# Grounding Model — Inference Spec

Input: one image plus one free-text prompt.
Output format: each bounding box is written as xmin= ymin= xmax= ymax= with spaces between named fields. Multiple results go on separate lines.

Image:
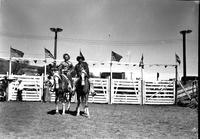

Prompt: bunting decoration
xmin=111 ymin=51 xmax=123 ymax=62
xmin=33 ymin=60 xmax=37 ymax=63
xmin=10 ymin=47 xmax=24 ymax=58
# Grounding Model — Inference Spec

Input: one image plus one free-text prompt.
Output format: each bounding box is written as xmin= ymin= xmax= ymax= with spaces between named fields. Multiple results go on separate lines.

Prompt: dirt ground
xmin=0 ymin=101 xmax=198 ymax=139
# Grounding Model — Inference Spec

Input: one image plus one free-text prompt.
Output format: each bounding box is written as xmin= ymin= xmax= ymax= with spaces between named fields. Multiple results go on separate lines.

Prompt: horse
xmin=52 ymin=70 xmax=73 ymax=115
xmin=75 ymin=70 xmax=90 ymax=118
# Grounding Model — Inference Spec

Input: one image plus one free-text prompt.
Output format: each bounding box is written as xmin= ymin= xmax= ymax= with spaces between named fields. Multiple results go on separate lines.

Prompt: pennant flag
xmin=139 ymin=54 xmax=144 ymax=69
xmin=175 ymin=53 xmax=181 ymax=65
xmin=10 ymin=47 xmax=24 ymax=57
xmin=111 ymin=51 xmax=123 ymax=62
xmin=80 ymin=51 xmax=85 ymax=59
xmin=45 ymin=48 xmax=54 ymax=59
xmin=33 ymin=60 xmax=37 ymax=63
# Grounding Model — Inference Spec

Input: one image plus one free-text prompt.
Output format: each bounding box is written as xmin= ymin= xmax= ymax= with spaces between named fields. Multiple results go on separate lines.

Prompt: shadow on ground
xmin=47 ymin=109 xmax=85 ymax=116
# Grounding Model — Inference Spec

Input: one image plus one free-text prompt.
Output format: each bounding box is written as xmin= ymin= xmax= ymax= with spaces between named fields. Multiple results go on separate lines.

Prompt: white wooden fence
xmin=7 ymin=75 xmax=43 ymax=101
xmin=2 ymin=74 xmax=176 ymax=104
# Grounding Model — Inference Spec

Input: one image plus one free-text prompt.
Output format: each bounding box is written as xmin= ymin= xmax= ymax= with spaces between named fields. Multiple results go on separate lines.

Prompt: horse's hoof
xmin=62 ymin=113 xmax=65 ymax=115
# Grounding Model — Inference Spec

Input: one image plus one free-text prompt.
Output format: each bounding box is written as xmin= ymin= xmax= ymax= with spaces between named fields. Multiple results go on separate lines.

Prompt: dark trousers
xmin=17 ymin=90 xmax=22 ymax=101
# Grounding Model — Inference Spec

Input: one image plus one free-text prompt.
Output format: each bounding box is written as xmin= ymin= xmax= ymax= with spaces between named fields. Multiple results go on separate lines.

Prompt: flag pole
xmin=109 ymin=59 xmax=113 ymax=104
xmin=140 ymin=65 xmax=143 ymax=105
xmin=44 ymin=48 xmax=47 ymax=80
xmin=9 ymin=46 xmax=12 ymax=76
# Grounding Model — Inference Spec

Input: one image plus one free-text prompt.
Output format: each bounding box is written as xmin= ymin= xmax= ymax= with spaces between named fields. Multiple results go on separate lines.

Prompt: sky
xmin=0 ymin=0 xmax=199 ymax=79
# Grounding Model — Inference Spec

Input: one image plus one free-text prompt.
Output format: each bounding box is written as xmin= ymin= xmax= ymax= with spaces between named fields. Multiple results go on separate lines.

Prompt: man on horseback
xmin=58 ymin=53 xmax=74 ymax=93
xmin=74 ymin=53 xmax=96 ymax=95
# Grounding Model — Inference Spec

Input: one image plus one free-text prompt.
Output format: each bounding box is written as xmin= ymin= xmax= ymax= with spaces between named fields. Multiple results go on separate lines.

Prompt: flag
xmin=45 ymin=48 xmax=54 ymax=59
xmin=10 ymin=47 xmax=24 ymax=57
xmin=139 ymin=54 xmax=144 ymax=69
xmin=175 ymin=53 xmax=181 ymax=65
xmin=111 ymin=51 xmax=122 ymax=62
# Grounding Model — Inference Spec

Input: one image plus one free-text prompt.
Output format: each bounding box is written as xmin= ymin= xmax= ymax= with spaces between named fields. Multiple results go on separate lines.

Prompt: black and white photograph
xmin=0 ymin=0 xmax=199 ymax=138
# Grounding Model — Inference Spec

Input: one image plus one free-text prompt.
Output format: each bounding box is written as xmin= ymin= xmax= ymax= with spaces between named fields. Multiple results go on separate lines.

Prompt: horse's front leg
xmin=76 ymin=94 xmax=81 ymax=116
xmin=67 ymin=93 xmax=72 ymax=111
xmin=55 ymin=98 xmax=59 ymax=114
xmin=84 ymin=94 xmax=90 ymax=118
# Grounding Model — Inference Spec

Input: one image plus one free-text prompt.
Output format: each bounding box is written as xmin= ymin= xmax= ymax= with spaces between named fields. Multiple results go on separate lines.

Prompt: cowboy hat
xmin=76 ymin=56 xmax=85 ymax=61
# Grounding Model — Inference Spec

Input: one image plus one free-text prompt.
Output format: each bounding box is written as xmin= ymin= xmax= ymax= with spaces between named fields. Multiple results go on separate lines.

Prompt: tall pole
xmin=50 ymin=28 xmax=63 ymax=67
xmin=197 ymin=1 xmax=200 ymax=118
xmin=180 ymin=30 xmax=192 ymax=84
xmin=9 ymin=46 xmax=12 ymax=76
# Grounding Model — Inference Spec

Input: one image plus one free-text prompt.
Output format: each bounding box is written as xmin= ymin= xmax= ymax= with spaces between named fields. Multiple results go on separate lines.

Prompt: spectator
xmin=17 ymin=80 xmax=24 ymax=101
xmin=43 ymin=75 xmax=52 ymax=102
xmin=0 ymin=76 xmax=9 ymax=101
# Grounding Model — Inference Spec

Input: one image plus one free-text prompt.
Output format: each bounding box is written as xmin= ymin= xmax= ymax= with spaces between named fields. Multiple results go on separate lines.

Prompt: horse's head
xmin=51 ymin=67 xmax=61 ymax=90
xmin=53 ymin=72 xmax=61 ymax=90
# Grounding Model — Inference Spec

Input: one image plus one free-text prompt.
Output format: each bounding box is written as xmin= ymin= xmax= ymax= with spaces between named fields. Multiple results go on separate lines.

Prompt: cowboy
xmin=74 ymin=53 xmax=96 ymax=95
xmin=57 ymin=53 xmax=74 ymax=91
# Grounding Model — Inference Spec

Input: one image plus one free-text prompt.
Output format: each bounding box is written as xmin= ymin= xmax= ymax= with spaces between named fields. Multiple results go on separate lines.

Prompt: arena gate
xmin=111 ymin=79 xmax=141 ymax=104
xmin=143 ymin=80 xmax=175 ymax=104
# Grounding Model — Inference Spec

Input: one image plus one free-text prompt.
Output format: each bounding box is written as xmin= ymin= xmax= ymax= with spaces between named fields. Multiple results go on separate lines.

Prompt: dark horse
xmin=52 ymin=71 xmax=73 ymax=115
xmin=75 ymin=72 xmax=90 ymax=118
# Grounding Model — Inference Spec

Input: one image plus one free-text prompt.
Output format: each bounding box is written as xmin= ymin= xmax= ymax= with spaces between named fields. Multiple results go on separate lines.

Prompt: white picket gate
xmin=88 ymin=78 xmax=109 ymax=103
xmin=111 ymin=79 xmax=141 ymax=104
xmin=143 ymin=81 xmax=175 ymax=104
xmin=8 ymin=75 xmax=43 ymax=101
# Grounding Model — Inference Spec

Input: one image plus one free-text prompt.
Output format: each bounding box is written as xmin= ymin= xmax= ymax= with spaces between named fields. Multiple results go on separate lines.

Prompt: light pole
xmin=50 ymin=27 xmax=63 ymax=66
xmin=180 ymin=29 xmax=192 ymax=84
